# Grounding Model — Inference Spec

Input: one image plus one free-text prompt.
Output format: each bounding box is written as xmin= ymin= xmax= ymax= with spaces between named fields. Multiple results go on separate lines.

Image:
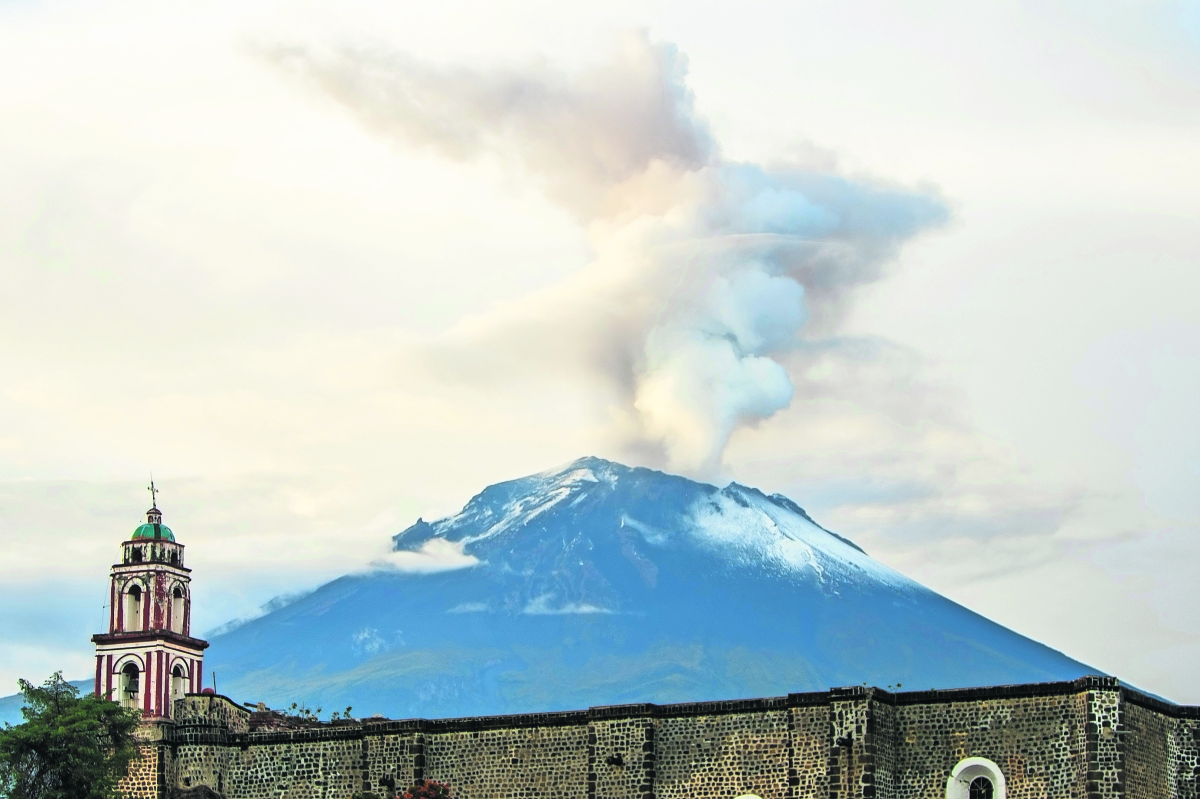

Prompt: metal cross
xmin=148 ymin=476 xmax=159 ymax=509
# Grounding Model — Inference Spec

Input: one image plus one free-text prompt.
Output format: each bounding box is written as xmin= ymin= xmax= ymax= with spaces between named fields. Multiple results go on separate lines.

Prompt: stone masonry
xmin=120 ymin=676 xmax=1200 ymax=799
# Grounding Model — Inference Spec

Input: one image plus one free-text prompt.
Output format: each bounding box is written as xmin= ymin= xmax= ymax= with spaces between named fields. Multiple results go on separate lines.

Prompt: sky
xmin=1 ymin=0 xmax=1199 ymax=703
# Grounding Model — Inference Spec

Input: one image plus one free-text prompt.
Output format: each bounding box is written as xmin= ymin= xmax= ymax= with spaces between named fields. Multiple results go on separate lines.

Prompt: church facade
xmin=96 ymin=500 xmax=1200 ymax=799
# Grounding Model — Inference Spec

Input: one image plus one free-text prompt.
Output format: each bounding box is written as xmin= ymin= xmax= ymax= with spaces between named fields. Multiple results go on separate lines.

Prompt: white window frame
xmin=946 ymin=757 xmax=1006 ymax=799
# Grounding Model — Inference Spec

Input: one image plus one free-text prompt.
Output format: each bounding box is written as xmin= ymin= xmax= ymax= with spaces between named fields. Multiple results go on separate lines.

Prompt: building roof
xmin=132 ymin=522 xmax=175 ymax=542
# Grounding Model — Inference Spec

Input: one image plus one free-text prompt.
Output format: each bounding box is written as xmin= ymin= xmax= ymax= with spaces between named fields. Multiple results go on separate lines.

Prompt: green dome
xmin=132 ymin=523 xmax=175 ymax=542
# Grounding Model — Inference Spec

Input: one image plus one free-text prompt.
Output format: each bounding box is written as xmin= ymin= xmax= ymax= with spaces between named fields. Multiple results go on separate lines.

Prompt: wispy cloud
xmin=375 ymin=537 xmax=481 ymax=573
xmin=204 ymin=590 xmax=313 ymax=638
xmin=522 ymin=595 xmax=614 ymax=615
xmin=446 ymin=602 xmax=489 ymax=614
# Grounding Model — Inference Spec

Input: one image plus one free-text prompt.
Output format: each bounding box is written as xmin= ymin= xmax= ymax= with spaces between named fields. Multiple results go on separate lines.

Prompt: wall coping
xmin=1120 ymin=686 xmax=1200 ymax=719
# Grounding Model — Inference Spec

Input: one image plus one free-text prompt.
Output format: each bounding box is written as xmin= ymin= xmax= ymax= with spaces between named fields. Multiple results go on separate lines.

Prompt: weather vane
xmin=148 ymin=474 xmax=159 ymax=510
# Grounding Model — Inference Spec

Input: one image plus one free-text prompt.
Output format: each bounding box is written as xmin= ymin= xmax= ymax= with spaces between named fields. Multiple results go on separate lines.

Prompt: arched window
xmin=120 ymin=663 xmax=140 ymax=709
xmin=131 ymin=548 xmax=142 ymax=563
xmin=171 ymin=664 xmax=187 ymax=704
xmin=969 ymin=777 xmax=994 ymax=799
xmin=171 ymin=587 xmax=185 ymax=633
xmin=123 ymin=585 xmax=142 ymax=632
xmin=947 ymin=758 xmax=1005 ymax=799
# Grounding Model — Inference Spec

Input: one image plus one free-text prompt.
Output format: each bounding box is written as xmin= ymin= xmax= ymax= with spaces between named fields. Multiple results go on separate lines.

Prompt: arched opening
xmin=171 ymin=587 xmax=185 ymax=633
xmin=969 ymin=777 xmax=994 ymax=799
xmin=947 ymin=758 xmax=1006 ymax=799
xmin=131 ymin=548 xmax=142 ymax=563
xmin=171 ymin=664 xmax=187 ymax=704
xmin=120 ymin=663 xmax=140 ymax=709
xmin=123 ymin=584 xmax=142 ymax=632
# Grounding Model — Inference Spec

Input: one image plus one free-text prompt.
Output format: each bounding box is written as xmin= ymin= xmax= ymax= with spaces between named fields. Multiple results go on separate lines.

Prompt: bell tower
xmin=91 ymin=482 xmax=209 ymax=718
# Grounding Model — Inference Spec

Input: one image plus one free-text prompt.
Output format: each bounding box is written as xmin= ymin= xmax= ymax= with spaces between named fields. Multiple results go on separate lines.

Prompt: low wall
xmin=119 ymin=677 xmax=1200 ymax=799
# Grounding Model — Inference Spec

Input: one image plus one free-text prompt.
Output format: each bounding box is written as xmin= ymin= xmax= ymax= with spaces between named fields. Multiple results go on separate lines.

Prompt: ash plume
xmin=264 ymin=33 xmax=947 ymax=473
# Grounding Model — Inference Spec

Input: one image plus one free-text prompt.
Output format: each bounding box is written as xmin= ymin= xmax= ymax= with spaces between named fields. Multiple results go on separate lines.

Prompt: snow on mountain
xmin=203 ymin=457 xmax=1097 ymax=719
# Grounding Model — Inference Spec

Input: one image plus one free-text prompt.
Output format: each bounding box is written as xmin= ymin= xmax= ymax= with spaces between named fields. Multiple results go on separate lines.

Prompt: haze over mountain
xmin=198 ymin=457 xmax=1096 ymax=719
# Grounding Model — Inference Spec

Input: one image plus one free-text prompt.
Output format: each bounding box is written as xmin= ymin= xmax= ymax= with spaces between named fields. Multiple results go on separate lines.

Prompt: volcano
xmin=203 ymin=457 xmax=1094 ymax=718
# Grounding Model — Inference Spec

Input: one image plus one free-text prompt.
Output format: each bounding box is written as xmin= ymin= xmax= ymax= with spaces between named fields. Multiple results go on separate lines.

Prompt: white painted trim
xmin=112 ymin=652 xmax=146 ymax=671
xmin=946 ymin=757 xmax=1006 ymax=799
xmin=111 ymin=564 xmax=190 ymax=577
xmin=95 ymin=640 xmax=205 ymax=654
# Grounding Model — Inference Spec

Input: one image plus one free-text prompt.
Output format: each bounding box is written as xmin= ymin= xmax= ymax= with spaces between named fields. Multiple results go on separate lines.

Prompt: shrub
xmin=401 ymin=779 xmax=452 ymax=799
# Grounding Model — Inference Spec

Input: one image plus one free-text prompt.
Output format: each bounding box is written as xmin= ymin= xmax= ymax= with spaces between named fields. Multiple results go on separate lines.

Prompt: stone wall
xmin=1126 ymin=700 xmax=1172 ymax=799
xmin=117 ymin=678 xmax=1200 ymax=799
xmin=175 ymin=694 xmax=250 ymax=733
xmin=120 ymin=721 xmax=175 ymax=799
xmin=123 ymin=741 xmax=166 ymax=799
xmin=1168 ymin=713 xmax=1200 ymax=799
xmin=871 ymin=694 xmax=898 ymax=799
xmin=1124 ymin=693 xmax=1200 ymax=799
xmin=654 ymin=707 xmax=791 ymax=799
xmin=790 ymin=702 xmax=831 ymax=799
xmin=889 ymin=684 xmax=1090 ymax=799
xmin=425 ymin=722 xmax=588 ymax=799
xmin=591 ymin=711 xmax=655 ymax=799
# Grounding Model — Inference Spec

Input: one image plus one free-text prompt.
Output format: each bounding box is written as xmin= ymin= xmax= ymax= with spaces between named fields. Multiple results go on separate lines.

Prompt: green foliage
xmin=400 ymin=780 xmax=451 ymax=799
xmin=350 ymin=793 xmax=382 ymax=799
xmin=286 ymin=701 xmax=323 ymax=721
xmin=0 ymin=672 xmax=141 ymax=799
xmin=287 ymin=702 xmax=354 ymax=722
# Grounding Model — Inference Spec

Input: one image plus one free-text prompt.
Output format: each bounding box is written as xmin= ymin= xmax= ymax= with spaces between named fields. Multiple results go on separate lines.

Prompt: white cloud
xmin=446 ymin=602 xmax=489 ymax=614
xmin=522 ymin=595 xmax=614 ymax=615
xmin=375 ymin=537 xmax=481 ymax=573
xmin=351 ymin=627 xmax=393 ymax=656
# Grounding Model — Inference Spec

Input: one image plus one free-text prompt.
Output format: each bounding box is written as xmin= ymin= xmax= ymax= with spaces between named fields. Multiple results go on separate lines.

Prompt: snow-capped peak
xmin=390 ymin=456 xmax=913 ymax=591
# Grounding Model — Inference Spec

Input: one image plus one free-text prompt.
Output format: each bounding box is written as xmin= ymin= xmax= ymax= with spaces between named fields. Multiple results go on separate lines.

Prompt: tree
xmin=0 ymin=672 xmax=141 ymax=799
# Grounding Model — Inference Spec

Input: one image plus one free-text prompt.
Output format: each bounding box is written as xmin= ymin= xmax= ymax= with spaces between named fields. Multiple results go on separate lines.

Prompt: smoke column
xmin=265 ymin=33 xmax=946 ymax=472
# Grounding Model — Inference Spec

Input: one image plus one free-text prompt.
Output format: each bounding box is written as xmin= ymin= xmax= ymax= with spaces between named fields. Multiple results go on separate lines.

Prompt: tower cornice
xmin=92 ymin=630 xmax=210 ymax=650
xmin=110 ymin=562 xmax=193 ymax=575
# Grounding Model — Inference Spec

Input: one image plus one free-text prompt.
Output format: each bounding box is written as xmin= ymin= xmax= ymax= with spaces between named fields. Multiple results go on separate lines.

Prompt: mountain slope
xmin=205 ymin=457 xmax=1096 ymax=718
